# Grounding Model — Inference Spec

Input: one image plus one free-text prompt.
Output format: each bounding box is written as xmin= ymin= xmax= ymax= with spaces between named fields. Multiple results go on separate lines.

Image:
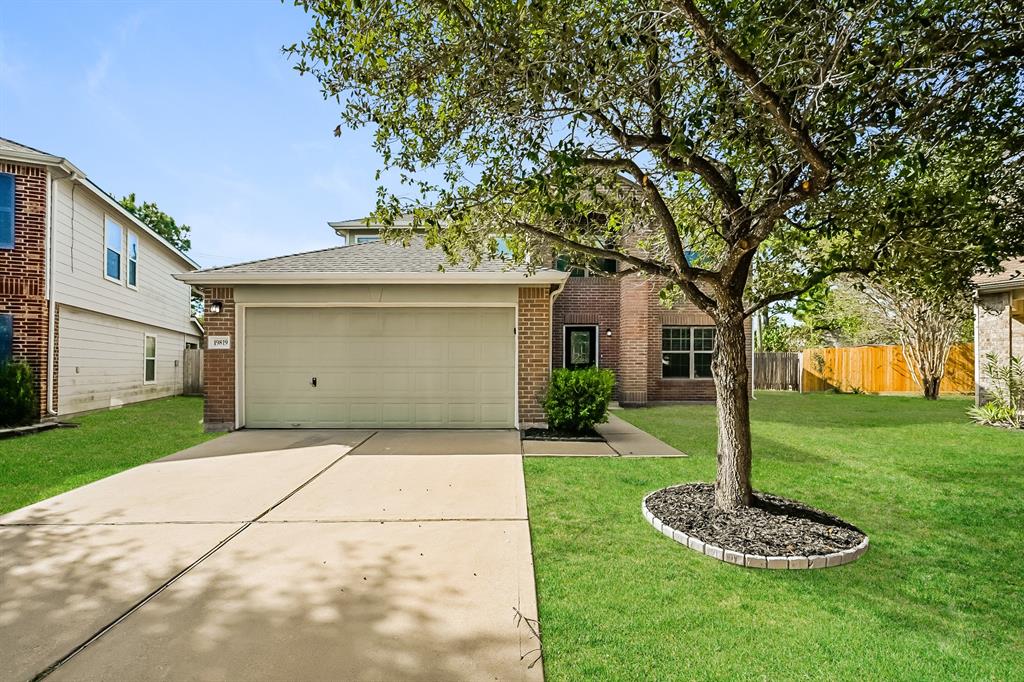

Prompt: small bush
xmin=967 ymin=401 xmax=1020 ymax=428
xmin=969 ymin=353 xmax=1023 ymax=429
xmin=0 ymin=361 xmax=37 ymax=427
xmin=542 ymin=367 xmax=615 ymax=433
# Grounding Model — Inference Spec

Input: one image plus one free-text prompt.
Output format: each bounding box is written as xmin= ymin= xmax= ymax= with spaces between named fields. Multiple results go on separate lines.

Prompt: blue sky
xmin=0 ymin=1 xmax=386 ymax=267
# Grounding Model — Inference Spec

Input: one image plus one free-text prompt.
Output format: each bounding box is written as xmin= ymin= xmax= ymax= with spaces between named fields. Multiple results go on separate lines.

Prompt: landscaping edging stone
xmin=642 ymin=490 xmax=869 ymax=570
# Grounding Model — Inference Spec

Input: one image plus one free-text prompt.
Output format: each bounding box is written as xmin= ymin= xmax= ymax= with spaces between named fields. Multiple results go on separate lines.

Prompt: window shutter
xmin=0 ymin=174 xmax=14 ymax=249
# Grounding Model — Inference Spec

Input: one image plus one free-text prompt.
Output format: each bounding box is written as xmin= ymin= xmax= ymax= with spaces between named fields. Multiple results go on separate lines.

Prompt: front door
xmin=563 ymin=326 xmax=597 ymax=369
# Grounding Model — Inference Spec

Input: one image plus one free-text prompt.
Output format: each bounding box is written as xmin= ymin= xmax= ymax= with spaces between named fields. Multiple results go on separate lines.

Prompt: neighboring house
xmin=0 ymin=138 xmax=201 ymax=420
xmin=180 ymin=219 xmax=751 ymax=432
xmin=973 ymin=256 xmax=1024 ymax=403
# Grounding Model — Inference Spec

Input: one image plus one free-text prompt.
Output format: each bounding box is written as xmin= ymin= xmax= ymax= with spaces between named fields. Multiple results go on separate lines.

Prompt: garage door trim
xmin=235 ymin=302 xmax=519 ymax=429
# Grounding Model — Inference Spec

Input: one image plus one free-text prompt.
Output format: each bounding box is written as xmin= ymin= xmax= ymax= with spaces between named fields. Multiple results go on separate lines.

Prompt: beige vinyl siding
xmin=50 ymin=179 xmax=195 ymax=335
xmin=58 ymin=306 xmax=200 ymax=415
xmin=233 ymin=283 xmax=521 ymax=306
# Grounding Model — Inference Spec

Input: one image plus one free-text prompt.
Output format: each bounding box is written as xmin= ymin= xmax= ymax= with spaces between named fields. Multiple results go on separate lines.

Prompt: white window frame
xmin=144 ymin=333 xmax=157 ymax=384
xmin=127 ymin=230 xmax=139 ymax=289
xmin=104 ymin=216 xmax=124 ymax=284
xmin=355 ymin=235 xmax=380 ymax=244
xmin=661 ymin=326 xmax=716 ymax=379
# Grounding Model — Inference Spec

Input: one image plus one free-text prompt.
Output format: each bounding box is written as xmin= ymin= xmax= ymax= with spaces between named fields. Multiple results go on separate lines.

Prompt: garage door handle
xmin=311 ymin=377 xmax=317 ymax=388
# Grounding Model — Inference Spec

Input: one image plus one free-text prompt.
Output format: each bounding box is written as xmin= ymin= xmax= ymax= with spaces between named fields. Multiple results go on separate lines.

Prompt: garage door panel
xmin=481 ymin=403 xmax=513 ymax=424
xmin=245 ymin=307 xmax=515 ymax=428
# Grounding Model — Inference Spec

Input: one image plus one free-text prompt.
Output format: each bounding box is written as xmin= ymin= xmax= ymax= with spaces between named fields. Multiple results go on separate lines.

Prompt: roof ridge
xmin=199 ymin=241 xmax=368 ymax=272
xmin=0 ymin=136 xmax=58 ymax=158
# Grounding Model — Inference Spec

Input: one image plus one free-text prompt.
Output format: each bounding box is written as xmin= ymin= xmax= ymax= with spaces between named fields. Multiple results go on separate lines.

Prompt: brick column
xmin=203 ymin=287 xmax=236 ymax=431
xmin=518 ymin=286 xmax=552 ymax=427
xmin=618 ymin=276 xmax=650 ymax=405
xmin=0 ymin=162 xmax=49 ymax=419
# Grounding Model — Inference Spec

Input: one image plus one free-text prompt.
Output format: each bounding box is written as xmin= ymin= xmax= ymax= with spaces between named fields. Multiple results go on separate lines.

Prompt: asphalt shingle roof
xmin=194 ymin=236 xmax=534 ymax=275
xmin=973 ymin=257 xmax=1024 ymax=290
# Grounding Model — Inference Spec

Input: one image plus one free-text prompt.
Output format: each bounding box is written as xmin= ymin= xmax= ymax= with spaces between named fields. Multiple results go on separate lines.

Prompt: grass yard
xmin=524 ymin=392 xmax=1024 ymax=680
xmin=0 ymin=397 xmax=218 ymax=514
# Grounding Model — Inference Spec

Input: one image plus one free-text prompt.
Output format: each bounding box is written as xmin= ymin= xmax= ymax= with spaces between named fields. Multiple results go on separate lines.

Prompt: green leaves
xmin=118 ymin=193 xmax=192 ymax=253
xmin=542 ymin=367 xmax=616 ymax=433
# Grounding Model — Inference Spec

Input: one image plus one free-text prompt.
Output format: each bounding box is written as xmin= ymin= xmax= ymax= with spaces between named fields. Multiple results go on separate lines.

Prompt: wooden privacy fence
xmin=800 ymin=343 xmax=974 ymax=395
xmin=183 ymin=348 xmax=204 ymax=396
xmin=754 ymin=352 xmax=801 ymax=390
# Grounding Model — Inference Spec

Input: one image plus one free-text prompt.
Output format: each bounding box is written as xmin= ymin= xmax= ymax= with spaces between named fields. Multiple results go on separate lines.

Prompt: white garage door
xmin=243 ymin=307 xmax=516 ymax=428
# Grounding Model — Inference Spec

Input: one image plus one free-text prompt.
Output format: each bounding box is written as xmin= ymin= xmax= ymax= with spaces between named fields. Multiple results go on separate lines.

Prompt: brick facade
xmin=518 ymin=286 xmax=553 ymax=426
xmin=202 ymin=287 xmax=236 ymax=431
xmin=0 ymin=161 xmax=50 ymax=419
xmin=552 ymin=273 xmax=753 ymax=405
xmin=551 ymin=276 xmax=620 ymax=390
xmin=976 ymin=289 xmax=1024 ymax=402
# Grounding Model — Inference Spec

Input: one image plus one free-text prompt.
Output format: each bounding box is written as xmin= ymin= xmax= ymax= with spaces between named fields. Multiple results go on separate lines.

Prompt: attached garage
xmin=243 ymin=306 xmax=516 ymax=428
xmin=177 ymin=237 xmax=567 ymax=432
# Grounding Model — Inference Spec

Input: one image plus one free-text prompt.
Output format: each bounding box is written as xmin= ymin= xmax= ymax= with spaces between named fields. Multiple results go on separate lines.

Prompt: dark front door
xmin=564 ymin=326 xmax=597 ymax=369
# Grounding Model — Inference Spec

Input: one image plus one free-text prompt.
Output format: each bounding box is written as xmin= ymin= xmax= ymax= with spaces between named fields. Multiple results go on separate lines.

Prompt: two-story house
xmin=178 ymin=217 xmax=750 ymax=432
xmin=0 ymin=138 xmax=201 ymax=420
xmin=333 ymin=219 xmax=750 ymax=405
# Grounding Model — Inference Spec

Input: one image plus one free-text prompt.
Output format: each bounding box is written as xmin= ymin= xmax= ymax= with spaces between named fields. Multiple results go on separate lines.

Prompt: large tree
xmin=119 ymin=193 xmax=192 ymax=253
xmin=289 ymin=0 xmax=1023 ymax=509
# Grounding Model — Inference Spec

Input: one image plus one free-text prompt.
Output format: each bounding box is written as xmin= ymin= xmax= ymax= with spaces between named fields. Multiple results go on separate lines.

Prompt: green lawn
xmin=0 ymin=397 xmax=219 ymax=514
xmin=524 ymin=392 xmax=1024 ymax=680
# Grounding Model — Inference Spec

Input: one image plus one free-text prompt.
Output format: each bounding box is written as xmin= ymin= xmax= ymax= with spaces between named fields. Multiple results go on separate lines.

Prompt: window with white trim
xmin=355 ymin=235 xmax=380 ymax=244
xmin=127 ymin=231 xmax=139 ymax=288
xmin=662 ymin=326 xmax=715 ymax=378
xmin=144 ymin=334 xmax=156 ymax=383
xmin=105 ymin=217 xmax=124 ymax=281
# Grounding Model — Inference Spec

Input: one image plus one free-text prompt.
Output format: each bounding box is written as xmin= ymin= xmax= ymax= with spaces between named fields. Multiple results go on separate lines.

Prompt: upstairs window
xmin=127 ymin=232 xmax=139 ymax=288
xmin=554 ymin=254 xmax=617 ymax=277
xmin=662 ymin=326 xmax=716 ymax=379
xmin=105 ymin=217 xmax=124 ymax=281
xmin=355 ymin=235 xmax=380 ymax=244
xmin=0 ymin=173 xmax=13 ymax=249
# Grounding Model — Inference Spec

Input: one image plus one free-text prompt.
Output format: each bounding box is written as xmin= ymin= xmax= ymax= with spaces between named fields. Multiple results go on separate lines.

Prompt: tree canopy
xmin=289 ymin=0 xmax=1024 ymax=509
xmin=119 ymin=193 xmax=192 ymax=253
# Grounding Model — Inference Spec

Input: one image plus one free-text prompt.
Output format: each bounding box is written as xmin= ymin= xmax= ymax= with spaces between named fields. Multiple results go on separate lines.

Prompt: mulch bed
xmin=521 ymin=427 xmax=604 ymax=442
xmin=645 ymin=483 xmax=865 ymax=557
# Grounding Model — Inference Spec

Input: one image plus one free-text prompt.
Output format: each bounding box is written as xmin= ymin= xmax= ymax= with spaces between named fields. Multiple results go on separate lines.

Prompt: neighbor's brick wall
xmin=551 ymin=276 xmax=620 ymax=390
xmin=518 ymin=286 xmax=553 ymax=426
xmin=202 ymin=287 xmax=236 ymax=431
xmin=976 ymin=290 xmax=1024 ymax=402
xmin=0 ymin=162 xmax=49 ymax=418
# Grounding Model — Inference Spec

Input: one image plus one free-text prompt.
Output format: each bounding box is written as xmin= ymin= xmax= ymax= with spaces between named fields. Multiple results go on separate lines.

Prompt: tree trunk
xmin=712 ymin=315 xmax=753 ymax=510
xmin=922 ymin=374 xmax=941 ymax=400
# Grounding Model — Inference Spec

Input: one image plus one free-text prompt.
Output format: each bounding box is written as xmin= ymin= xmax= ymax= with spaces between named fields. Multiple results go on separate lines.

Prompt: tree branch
xmin=672 ymin=0 xmax=833 ymax=184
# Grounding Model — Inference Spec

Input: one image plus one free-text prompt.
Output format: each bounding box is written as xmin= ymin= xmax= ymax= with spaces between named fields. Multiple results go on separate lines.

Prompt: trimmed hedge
xmin=542 ymin=367 xmax=616 ymax=433
xmin=0 ymin=361 xmax=37 ymax=428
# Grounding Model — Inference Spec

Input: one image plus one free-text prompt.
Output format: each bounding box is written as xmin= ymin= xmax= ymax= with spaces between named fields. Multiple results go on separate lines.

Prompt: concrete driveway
xmin=0 ymin=430 xmax=542 ymax=682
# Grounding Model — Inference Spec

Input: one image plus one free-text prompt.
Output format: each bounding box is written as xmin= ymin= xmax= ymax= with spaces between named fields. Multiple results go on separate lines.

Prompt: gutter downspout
xmin=973 ymin=295 xmax=981 ymax=406
xmin=45 ymin=168 xmax=78 ymax=418
xmin=45 ymin=168 xmax=57 ymax=418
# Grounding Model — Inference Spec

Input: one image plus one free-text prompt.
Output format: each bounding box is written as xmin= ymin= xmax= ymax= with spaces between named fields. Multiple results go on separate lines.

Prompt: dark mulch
xmin=645 ymin=483 xmax=865 ymax=557
xmin=522 ymin=427 xmax=604 ymax=442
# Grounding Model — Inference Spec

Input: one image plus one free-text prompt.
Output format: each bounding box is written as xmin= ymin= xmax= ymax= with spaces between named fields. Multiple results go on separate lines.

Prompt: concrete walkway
xmin=0 ymin=430 xmax=542 ymax=682
xmin=522 ymin=414 xmax=686 ymax=457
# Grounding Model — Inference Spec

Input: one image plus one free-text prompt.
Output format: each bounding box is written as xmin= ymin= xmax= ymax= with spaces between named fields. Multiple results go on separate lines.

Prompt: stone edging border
xmin=642 ymin=490 xmax=869 ymax=569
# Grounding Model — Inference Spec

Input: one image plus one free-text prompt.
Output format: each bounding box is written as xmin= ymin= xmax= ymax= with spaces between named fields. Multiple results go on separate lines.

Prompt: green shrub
xmin=968 ymin=353 xmax=1023 ymax=429
xmin=967 ymin=401 xmax=1020 ymax=428
xmin=542 ymin=367 xmax=615 ymax=433
xmin=0 ymin=361 xmax=37 ymax=427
